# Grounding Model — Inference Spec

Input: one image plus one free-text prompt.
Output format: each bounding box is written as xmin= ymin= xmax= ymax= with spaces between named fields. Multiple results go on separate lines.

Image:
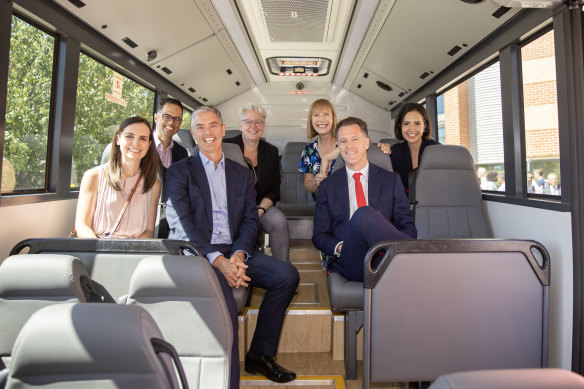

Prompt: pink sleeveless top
xmin=92 ymin=165 xmax=152 ymax=238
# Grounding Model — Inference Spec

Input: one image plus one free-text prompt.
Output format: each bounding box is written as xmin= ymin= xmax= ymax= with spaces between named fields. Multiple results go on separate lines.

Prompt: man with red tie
xmin=312 ymin=117 xmax=417 ymax=282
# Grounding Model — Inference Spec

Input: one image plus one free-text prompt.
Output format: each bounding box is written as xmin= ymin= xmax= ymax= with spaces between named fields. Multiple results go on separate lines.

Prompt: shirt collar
xmin=199 ymin=150 xmax=225 ymax=170
xmin=153 ymin=130 xmax=175 ymax=151
xmin=346 ymin=161 xmax=369 ymax=180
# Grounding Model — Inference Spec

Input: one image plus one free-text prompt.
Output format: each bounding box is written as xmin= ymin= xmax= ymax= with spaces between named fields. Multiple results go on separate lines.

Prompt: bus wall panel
xmin=0 ymin=199 xmax=76 ymax=261
xmin=484 ymin=200 xmax=573 ymax=370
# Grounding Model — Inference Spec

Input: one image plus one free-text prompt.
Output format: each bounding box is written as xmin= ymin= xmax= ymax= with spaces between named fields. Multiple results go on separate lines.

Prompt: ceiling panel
xmin=53 ymin=0 xmax=214 ymax=66
xmin=355 ymin=0 xmax=520 ymax=107
xmin=152 ymin=35 xmax=250 ymax=105
xmin=350 ymin=68 xmax=408 ymax=111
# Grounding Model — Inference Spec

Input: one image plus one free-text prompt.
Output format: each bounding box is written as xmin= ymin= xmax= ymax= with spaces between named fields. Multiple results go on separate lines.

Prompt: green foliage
xmin=3 ymin=16 xmax=155 ymax=191
xmin=4 ymin=16 xmax=54 ymax=191
xmin=72 ymin=53 xmax=154 ymax=186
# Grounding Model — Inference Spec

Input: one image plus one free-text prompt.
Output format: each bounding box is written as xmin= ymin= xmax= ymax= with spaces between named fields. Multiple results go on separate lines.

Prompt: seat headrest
xmin=0 ymin=254 xmax=89 ymax=300
xmin=128 ymin=255 xmax=222 ymax=300
xmin=281 ymin=142 xmax=307 ymax=172
xmin=333 ymin=144 xmax=393 ymax=173
xmin=8 ymin=304 xmax=176 ymax=388
xmin=418 ymin=144 xmax=474 ymax=171
xmin=173 ymin=129 xmax=196 ymax=153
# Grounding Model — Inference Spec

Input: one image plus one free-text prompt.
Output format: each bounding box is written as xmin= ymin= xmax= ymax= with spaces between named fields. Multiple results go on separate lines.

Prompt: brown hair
xmin=106 ymin=116 xmax=158 ymax=193
xmin=306 ymin=99 xmax=338 ymax=138
xmin=394 ymin=102 xmax=432 ymax=140
xmin=336 ymin=117 xmax=369 ymax=139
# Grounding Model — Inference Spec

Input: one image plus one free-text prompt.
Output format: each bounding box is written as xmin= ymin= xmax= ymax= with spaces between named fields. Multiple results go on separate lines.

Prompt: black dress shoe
xmin=244 ymin=352 xmax=296 ymax=383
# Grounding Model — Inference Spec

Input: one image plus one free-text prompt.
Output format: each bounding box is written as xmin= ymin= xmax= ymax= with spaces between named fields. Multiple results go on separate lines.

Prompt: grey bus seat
xmin=278 ymin=142 xmax=315 ymax=217
xmin=378 ymin=137 xmax=400 ymax=145
xmin=10 ymin=238 xmax=201 ymax=302
xmin=224 ymin=129 xmax=240 ymax=139
xmin=174 ymin=129 xmax=196 ymax=154
xmin=362 ymin=239 xmax=550 ymax=386
xmin=331 ymin=143 xmax=393 ymax=173
xmin=429 ymin=368 xmax=584 ymax=389
xmin=328 ymin=143 xmax=394 ymax=380
xmin=414 ymin=145 xmax=491 ymax=238
xmin=0 ymin=254 xmax=91 ymax=369
xmin=126 ymin=255 xmax=232 ymax=389
xmin=5 ymin=303 xmax=185 ymax=389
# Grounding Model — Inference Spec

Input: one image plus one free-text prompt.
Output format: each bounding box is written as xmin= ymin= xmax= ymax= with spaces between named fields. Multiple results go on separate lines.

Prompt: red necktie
xmin=353 ymin=172 xmax=367 ymax=208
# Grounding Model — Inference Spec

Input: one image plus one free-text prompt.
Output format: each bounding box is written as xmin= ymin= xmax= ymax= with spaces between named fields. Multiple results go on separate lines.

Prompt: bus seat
xmin=331 ymin=143 xmax=393 ymax=173
xmin=362 ymin=239 xmax=550 ymax=386
xmin=379 ymin=137 xmax=400 ymax=145
xmin=413 ymin=144 xmax=491 ymax=238
xmin=5 ymin=303 xmax=186 ymax=389
xmin=101 ymin=142 xmax=112 ymax=165
xmin=0 ymin=254 xmax=91 ymax=369
xmin=224 ymin=129 xmax=239 ymax=139
xmin=278 ymin=142 xmax=314 ymax=217
xmin=9 ymin=238 xmax=201 ymax=302
xmin=126 ymin=255 xmax=232 ymax=389
xmin=428 ymin=368 xmax=584 ymax=389
xmin=328 ymin=143 xmax=393 ymax=380
xmin=173 ymin=129 xmax=196 ymax=154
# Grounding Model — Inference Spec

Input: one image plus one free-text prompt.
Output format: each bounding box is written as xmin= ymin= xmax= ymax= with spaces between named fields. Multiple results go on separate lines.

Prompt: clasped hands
xmin=214 ymin=251 xmax=251 ymax=288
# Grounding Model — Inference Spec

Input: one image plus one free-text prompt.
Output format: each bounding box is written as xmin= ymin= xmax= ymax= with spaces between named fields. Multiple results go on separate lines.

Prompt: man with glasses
xmin=153 ymin=98 xmax=189 ymax=237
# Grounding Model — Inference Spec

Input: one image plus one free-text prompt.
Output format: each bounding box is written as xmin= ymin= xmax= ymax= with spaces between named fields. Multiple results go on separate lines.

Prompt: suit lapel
xmin=336 ymin=169 xmax=351 ymax=221
xmin=192 ymin=154 xmax=213 ymax=227
xmin=368 ymin=164 xmax=382 ymax=208
xmin=224 ymin=159 xmax=238 ymax=237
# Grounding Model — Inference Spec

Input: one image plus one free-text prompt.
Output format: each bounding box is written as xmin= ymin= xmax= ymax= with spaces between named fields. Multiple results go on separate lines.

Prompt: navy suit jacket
xmin=312 ymin=163 xmax=417 ymax=256
xmin=165 ymin=153 xmax=260 ymax=258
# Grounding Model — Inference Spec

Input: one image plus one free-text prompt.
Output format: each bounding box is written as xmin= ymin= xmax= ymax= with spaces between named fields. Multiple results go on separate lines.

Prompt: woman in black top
xmin=223 ymin=104 xmax=290 ymax=262
xmin=381 ymin=103 xmax=440 ymax=192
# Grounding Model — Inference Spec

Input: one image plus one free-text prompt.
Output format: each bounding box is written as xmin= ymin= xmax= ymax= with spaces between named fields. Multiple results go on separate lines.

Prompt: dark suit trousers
xmin=336 ymin=206 xmax=414 ymax=282
xmin=212 ymin=245 xmax=299 ymax=387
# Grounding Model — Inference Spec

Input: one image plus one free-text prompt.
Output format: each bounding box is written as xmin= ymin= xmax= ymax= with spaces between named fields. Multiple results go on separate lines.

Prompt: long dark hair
xmin=105 ymin=116 xmax=158 ymax=193
xmin=394 ymin=102 xmax=432 ymax=140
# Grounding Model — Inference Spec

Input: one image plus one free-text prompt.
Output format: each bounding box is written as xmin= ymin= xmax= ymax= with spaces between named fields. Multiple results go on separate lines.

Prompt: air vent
xmin=388 ymin=101 xmax=396 ymax=106
xmin=447 ymin=45 xmax=462 ymax=56
xmin=398 ymin=92 xmax=405 ymax=97
xmin=121 ymin=37 xmax=138 ymax=49
xmin=67 ymin=0 xmax=86 ymax=8
xmin=420 ymin=72 xmax=430 ymax=79
xmin=363 ymin=72 xmax=369 ymax=79
xmin=202 ymin=98 xmax=208 ymax=102
xmin=357 ymin=84 xmax=362 ymax=89
xmin=235 ymin=81 xmax=241 ymax=86
xmin=188 ymin=87 xmax=196 ymax=93
xmin=226 ymin=69 xmax=233 ymax=75
xmin=492 ymin=6 xmax=511 ymax=18
xmin=376 ymin=81 xmax=392 ymax=92
xmin=260 ymin=0 xmax=330 ymax=42
xmin=161 ymin=67 xmax=172 ymax=74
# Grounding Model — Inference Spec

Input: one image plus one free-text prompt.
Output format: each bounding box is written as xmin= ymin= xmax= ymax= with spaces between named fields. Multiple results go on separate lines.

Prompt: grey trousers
xmin=260 ymin=206 xmax=290 ymax=262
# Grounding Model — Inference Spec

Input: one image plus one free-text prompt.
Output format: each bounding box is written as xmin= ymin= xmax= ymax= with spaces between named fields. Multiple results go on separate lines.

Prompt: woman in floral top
xmin=298 ymin=99 xmax=339 ymax=194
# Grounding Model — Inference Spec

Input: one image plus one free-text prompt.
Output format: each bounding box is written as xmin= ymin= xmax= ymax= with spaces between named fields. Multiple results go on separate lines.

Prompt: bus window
xmin=71 ymin=53 xmax=155 ymax=187
xmin=3 ymin=16 xmax=55 ymax=193
xmin=437 ymin=62 xmax=504 ymax=192
xmin=521 ymin=30 xmax=560 ymax=197
xmin=181 ymin=108 xmax=192 ymax=131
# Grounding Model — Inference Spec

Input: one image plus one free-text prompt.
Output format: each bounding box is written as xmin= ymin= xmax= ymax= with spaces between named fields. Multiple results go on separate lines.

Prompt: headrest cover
xmin=9 ymin=304 xmax=168 ymax=378
xmin=128 ymin=255 xmax=219 ymax=299
xmin=0 ymin=254 xmax=89 ymax=299
xmin=333 ymin=144 xmax=393 ymax=173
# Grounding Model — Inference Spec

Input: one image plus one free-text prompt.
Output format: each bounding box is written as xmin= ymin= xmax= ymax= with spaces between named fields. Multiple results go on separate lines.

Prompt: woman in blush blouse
xmin=75 ymin=116 xmax=161 ymax=238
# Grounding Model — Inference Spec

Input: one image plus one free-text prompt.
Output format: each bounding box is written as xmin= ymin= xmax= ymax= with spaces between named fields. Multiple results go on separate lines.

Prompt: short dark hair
xmin=394 ymin=102 xmax=432 ymax=140
xmin=159 ymin=97 xmax=183 ymax=113
xmin=336 ymin=117 xmax=368 ymax=139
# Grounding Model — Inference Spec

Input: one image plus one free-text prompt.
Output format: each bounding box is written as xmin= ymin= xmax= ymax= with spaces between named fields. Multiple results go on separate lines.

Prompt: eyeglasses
xmin=160 ymin=113 xmax=182 ymax=124
xmin=241 ymin=119 xmax=265 ymax=127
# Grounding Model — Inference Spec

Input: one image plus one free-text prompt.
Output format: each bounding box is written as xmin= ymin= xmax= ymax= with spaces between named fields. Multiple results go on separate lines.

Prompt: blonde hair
xmin=306 ymin=99 xmax=338 ymax=138
xmin=239 ymin=104 xmax=267 ymax=120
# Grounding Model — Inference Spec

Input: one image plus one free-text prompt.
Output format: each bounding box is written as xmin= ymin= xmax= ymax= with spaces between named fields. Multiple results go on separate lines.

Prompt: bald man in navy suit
xmin=313 ymin=117 xmax=417 ymax=282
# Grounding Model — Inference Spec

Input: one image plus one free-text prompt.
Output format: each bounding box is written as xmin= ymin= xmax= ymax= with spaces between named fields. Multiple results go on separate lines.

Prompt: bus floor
xmin=239 ymin=239 xmax=401 ymax=389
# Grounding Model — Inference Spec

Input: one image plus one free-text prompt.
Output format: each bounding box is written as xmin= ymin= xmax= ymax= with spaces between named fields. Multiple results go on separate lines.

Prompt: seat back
xmin=414 ymin=145 xmax=491 ymax=238
xmin=191 ymin=143 xmax=247 ymax=167
xmin=224 ymin=129 xmax=240 ymax=139
xmin=6 ymin=303 xmax=182 ymax=389
xmin=173 ymin=129 xmax=196 ymax=153
xmin=331 ymin=143 xmax=393 ymax=173
xmin=126 ymin=255 xmax=232 ymax=389
xmin=278 ymin=142 xmax=314 ymax=216
xmin=0 ymin=254 xmax=91 ymax=369
xmin=10 ymin=239 xmax=201 ymax=302
xmin=429 ymin=368 xmax=584 ymax=389
xmin=362 ymin=239 xmax=550 ymax=385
